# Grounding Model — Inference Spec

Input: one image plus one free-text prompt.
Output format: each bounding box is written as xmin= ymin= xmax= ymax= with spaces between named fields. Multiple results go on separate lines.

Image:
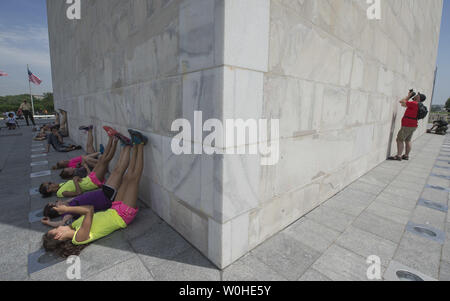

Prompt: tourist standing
xmin=19 ymin=100 xmax=36 ymax=126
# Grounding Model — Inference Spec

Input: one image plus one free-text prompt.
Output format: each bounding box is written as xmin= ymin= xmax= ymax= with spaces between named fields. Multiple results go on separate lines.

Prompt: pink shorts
xmin=88 ymin=172 xmax=105 ymax=187
xmin=68 ymin=156 xmax=82 ymax=168
xmin=111 ymin=201 xmax=139 ymax=225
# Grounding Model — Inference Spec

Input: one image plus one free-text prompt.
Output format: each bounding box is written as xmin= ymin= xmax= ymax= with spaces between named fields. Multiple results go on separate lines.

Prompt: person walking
xmin=19 ymin=100 xmax=36 ymax=126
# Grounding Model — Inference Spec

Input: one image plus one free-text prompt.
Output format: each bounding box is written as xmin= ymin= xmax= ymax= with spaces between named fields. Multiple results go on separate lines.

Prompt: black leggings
xmin=102 ymin=185 xmax=117 ymax=202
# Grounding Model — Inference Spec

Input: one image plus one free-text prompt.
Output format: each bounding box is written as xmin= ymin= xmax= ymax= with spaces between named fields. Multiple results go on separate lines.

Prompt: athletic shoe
xmin=115 ymin=133 xmax=132 ymax=146
xmin=128 ymin=129 xmax=148 ymax=145
xmin=103 ymin=126 xmax=118 ymax=137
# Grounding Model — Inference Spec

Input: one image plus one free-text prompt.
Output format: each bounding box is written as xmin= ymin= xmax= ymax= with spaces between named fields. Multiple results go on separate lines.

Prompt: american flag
xmin=0 ymin=71 xmax=8 ymax=77
xmin=28 ymin=68 xmax=42 ymax=85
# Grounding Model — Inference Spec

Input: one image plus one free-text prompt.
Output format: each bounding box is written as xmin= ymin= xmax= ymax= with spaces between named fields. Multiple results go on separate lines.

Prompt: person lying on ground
xmin=33 ymin=124 xmax=53 ymax=141
xmin=59 ymin=160 xmax=92 ymax=180
xmin=54 ymin=126 xmax=102 ymax=179
xmin=45 ymin=126 xmax=82 ymax=153
xmin=42 ymin=130 xmax=147 ymax=257
xmin=52 ymin=152 xmax=99 ymax=172
xmin=39 ymin=130 xmax=126 ymax=198
xmin=34 ymin=133 xmax=47 ymax=141
xmin=427 ymin=119 xmax=448 ymax=135
xmin=41 ymin=143 xmax=134 ymax=227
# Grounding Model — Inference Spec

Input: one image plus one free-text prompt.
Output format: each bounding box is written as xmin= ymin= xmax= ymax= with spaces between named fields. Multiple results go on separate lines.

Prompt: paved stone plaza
xmin=0 ymin=120 xmax=449 ymax=281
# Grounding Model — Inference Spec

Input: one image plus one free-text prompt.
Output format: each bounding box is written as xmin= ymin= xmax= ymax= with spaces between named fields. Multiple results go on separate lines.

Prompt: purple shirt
xmin=63 ymin=190 xmax=112 ymax=219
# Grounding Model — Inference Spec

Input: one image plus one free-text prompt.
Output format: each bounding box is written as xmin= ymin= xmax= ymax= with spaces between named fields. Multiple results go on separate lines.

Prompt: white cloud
xmin=0 ymin=45 xmax=50 ymax=68
xmin=0 ymin=24 xmax=49 ymax=45
xmin=0 ymin=24 xmax=51 ymax=68
xmin=0 ymin=24 xmax=52 ymax=95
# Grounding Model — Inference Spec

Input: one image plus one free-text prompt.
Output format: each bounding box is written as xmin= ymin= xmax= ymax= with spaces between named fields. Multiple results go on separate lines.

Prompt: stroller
xmin=427 ymin=119 xmax=448 ymax=135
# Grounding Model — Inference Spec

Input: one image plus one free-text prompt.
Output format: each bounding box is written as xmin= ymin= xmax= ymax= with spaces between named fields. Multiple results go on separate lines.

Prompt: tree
xmin=0 ymin=92 xmax=54 ymax=114
xmin=446 ymin=98 xmax=450 ymax=112
xmin=34 ymin=92 xmax=55 ymax=113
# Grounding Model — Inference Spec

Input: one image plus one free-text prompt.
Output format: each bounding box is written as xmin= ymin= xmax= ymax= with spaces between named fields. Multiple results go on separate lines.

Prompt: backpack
xmin=417 ymin=102 xmax=428 ymax=120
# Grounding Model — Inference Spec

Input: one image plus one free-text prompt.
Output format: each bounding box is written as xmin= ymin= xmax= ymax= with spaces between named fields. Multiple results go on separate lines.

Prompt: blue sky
xmin=0 ymin=0 xmax=51 ymax=96
xmin=0 ymin=0 xmax=449 ymax=104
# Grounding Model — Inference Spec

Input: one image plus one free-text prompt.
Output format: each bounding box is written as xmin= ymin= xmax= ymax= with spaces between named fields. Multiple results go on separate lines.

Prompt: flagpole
xmin=27 ymin=64 xmax=35 ymax=117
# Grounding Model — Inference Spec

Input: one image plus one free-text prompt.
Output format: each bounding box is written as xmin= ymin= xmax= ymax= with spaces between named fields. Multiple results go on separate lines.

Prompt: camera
xmin=409 ymin=89 xmax=417 ymax=99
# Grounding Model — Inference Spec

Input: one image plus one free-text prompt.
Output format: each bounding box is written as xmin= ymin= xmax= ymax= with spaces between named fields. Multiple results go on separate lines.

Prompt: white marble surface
xmin=223 ymin=0 xmax=270 ymax=72
xmin=179 ymin=0 xmax=216 ymax=73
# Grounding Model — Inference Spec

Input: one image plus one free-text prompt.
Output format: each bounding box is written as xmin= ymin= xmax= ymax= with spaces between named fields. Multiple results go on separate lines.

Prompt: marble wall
xmin=244 ymin=0 xmax=444 ymax=259
xmin=47 ymin=0 xmax=443 ymax=268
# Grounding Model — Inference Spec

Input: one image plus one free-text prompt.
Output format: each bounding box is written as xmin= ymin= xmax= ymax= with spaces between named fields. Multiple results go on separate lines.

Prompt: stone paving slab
xmin=359 ymin=170 xmax=397 ymax=187
xmin=366 ymin=201 xmax=412 ymax=225
xmin=383 ymin=186 xmax=423 ymax=201
xmin=421 ymin=187 xmax=449 ymax=204
xmin=410 ymin=206 xmax=447 ymax=231
xmin=305 ymin=205 xmax=355 ymax=232
xmin=251 ymin=233 xmax=321 ymax=281
xmin=284 ymin=217 xmax=341 ymax=253
xmin=352 ymin=211 xmax=406 ymax=244
xmin=343 ymin=180 xmax=385 ymax=196
xmin=393 ymin=232 xmax=442 ymax=279
xmin=311 ymin=244 xmax=376 ymax=281
xmin=150 ymin=248 xmax=221 ymax=281
xmin=298 ymin=268 xmax=331 ymax=281
xmin=374 ymin=192 xmax=418 ymax=212
xmin=335 ymin=226 xmax=397 ymax=268
xmin=384 ymin=261 xmax=437 ymax=281
xmin=332 ymin=187 xmax=378 ymax=206
xmin=388 ymin=180 xmax=427 ymax=193
xmin=85 ymin=257 xmax=155 ymax=281
xmin=131 ymin=222 xmax=193 ymax=270
xmin=427 ymin=176 xmax=450 ymax=188
xmin=441 ymin=241 xmax=450 ymax=263
xmin=222 ymin=254 xmax=287 ymax=281
xmin=439 ymin=261 xmax=450 ymax=281
xmin=322 ymin=196 xmax=368 ymax=217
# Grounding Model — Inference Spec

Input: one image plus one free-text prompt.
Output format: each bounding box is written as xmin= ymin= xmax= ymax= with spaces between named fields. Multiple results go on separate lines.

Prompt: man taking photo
xmin=388 ymin=90 xmax=427 ymax=161
xmin=19 ymin=100 xmax=36 ymax=126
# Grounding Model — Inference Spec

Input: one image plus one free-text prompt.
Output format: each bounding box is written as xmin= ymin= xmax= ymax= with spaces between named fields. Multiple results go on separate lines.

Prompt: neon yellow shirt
xmin=71 ymin=209 xmax=127 ymax=245
xmin=56 ymin=177 xmax=98 ymax=198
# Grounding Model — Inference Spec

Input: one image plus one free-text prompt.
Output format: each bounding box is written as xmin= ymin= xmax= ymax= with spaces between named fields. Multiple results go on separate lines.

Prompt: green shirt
xmin=56 ymin=177 xmax=99 ymax=198
xmin=71 ymin=209 xmax=127 ymax=245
